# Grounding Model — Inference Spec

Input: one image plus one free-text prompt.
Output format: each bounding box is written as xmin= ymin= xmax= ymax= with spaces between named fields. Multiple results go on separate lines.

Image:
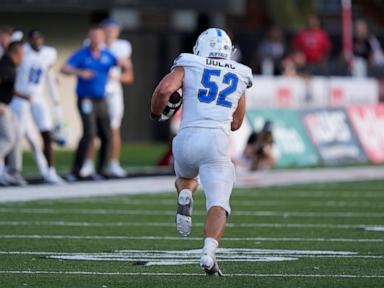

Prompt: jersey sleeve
xmin=240 ymin=65 xmax=253 ymax=89
xmin=67 ymin=49 xmax=83 ymax=68
xmin=171 ymin=53 xmax=199 ymax=71
xmin=121 ymin=40 xmax=132 ymax=58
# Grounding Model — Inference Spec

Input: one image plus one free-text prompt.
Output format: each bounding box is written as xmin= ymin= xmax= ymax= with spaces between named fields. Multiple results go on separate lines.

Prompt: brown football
xmin=169 ymin=90 xmax=182 ymax=104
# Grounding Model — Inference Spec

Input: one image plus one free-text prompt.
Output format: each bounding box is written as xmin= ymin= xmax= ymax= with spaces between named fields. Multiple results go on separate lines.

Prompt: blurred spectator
xmin=0 ymin=41 xmax=26 ymax=186
xmin=293 ymin=15 xmax=331 ymax=65
xmin=281 ymin=50 xmax=308 ymax=77
xmin=11 ymin=29 xmax=65 ymax=184
xmin=236 ymin=121 xmax=276 ymax=171
xmin=0 ymin=26 xmax=13 ymax=57
xmin=353 ymin=19 xmax=384 ymax=67
xmin=61 ymin=25 xmax=128 ymax=179
xmin=257 ymin=26 xmax=286 ymax=75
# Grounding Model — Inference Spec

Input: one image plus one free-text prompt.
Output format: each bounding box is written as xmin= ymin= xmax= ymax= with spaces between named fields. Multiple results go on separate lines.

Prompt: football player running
xmin=151 ymin=28 xmax=252 ymax=276
xmin=80 ymin=19 xmax=134 ymax=178
xmin=11 ymin=29 xmax=64 ymax=184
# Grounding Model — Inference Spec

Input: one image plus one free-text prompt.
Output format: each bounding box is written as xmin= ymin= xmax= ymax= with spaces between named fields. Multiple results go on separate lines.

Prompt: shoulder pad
xmin=171 ymin=53 xmax=202 ymax=70
xmin=237 ymin=63 xmax=253 ymax=88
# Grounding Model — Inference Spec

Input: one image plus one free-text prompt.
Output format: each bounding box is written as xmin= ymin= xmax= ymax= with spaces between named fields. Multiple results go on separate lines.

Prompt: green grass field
xmin=21 ymin=143 xmax=168 ymax=176
xmin=0 ymin=180 xmax=383 ymax=287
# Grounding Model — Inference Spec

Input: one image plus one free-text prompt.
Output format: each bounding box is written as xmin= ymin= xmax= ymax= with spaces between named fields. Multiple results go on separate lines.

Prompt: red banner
xmin=347 ymin=105 xmax=384 ymax=163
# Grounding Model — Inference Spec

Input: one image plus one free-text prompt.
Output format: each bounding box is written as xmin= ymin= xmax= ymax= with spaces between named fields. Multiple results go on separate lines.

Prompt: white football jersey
xmin=172 ymin=53 xmax=253 ymax=133
xmin=107 ymin=39 xmax=132 ymax=87
xmin=15 ymin=43 xmax=57 ymax=98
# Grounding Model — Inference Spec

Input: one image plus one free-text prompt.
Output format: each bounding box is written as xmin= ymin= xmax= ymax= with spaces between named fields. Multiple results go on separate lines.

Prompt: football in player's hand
xmin=169 ymin=90 xmax=182 ymax=105
xmin=161 ymin=90 xmax=182 ymax=121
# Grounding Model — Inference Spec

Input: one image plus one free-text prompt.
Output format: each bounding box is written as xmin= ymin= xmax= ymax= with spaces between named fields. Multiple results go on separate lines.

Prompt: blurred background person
xmin=281 ymin=50 xmax=308 ymax=77
xmin=353 ymin=19 xmax=384 ymax=74
xmin=257 ymin=26 xmax=286 ymax=75
xmin=293 ymin=15 xmax=331 ymax=71
xmin=236 ymin=121 xmax=276 ymax=171
xmin=11 ymin=29 xmax=64 ymax=184
xmin=0 ymin=40 xmax=26 ymax=186
xmin=80 ymin=19 xmax=134 ymax=178
xmin=0 ymin=26 xmax=13 ymax=57
xmin=61 ymin=25 xmax=128 ymax=180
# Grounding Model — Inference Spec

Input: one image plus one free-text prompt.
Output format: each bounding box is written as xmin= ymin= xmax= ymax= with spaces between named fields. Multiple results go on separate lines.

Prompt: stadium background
xmin=1 ymin=1 xmax=384 ymax=287
xmin=1 ymin=0 xmax=383 ymax=148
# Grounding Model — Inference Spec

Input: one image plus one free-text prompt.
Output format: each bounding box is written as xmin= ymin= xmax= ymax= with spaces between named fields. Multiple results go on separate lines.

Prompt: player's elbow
xmin=231 ymin=119 xmax=242 ymax=131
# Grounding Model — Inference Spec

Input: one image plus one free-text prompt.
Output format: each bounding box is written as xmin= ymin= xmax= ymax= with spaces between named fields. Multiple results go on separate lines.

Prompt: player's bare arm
xmin=118 ymin=57 xmax=134 ymax=84
xmin=60 ymin=63 xmax=94 ymax=80
xmin=231 ymin=94 xmax=246 ymax=131
xmin=150 ymin=66 xmax=184 ymax=117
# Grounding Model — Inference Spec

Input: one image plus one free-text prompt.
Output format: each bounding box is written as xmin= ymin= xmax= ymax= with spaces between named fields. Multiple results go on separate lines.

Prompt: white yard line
xmin=56 ymin=199 xmax=384 ymax=208
xmin=0 ymin=250 xmax=382 ymax=260
xmin=0 ymin=235 xmax=382 ymax=243
xmin=0 ymin=207 xmax=383 ymax=218
xmin=0 ymin=166 xmax=383 ymax=203
xmin=0 ymin=270 xmax=383 ymax=278
xmin=0 ymin=221 xmax=374 ymax=229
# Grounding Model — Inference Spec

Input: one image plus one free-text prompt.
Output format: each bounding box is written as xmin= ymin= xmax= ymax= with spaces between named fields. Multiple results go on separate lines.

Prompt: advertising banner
xmin=246 ymin=109 xmax=319 ymax=167
xmin=347 ymin=105 xmax=384 ymax=163
xmin=328 ymin=77 xmax=379 ymax=106
xmin=301 ymin=108 xmax=367 ymax=164
xmin=246 ymin=76 xmax=379 ymax=109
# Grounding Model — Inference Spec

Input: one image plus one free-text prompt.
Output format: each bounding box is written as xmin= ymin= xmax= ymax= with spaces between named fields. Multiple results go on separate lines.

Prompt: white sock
xmin=178 ymin=189 xmax=192 ymax=205
xmin=48 ymin=167 xmax=56 ymax=174
xmin=84 ymin=159 xmax=94 ymax=167
xmin=202 ymin=237 xmax=219 ymax=256
xmin=110 ymin=159 xmax=120 ymax=167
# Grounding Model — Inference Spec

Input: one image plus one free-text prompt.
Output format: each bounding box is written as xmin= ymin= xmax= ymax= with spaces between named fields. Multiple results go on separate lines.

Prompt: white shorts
xmin=9 ymin=97 xmax=34 ymax=135
xmin=172 ymin=127 xmax=235 ymax=214
xmin=106 ymin=83 xmax=124 ymax=129
xmin=30 ymin=97 xmax=53 ymax=132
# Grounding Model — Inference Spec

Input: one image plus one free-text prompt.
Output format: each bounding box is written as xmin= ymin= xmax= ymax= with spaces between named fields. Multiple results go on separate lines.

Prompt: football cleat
xmin=1 ymin=171 xmax=27 ymax=186
xmin=44 ymin=167 xmax=64 ymax=185
xmin=176 ymin=192 xmax=193 ymax=236
xmin=200 ymin=253 xmax=223 ymax=276
xmin=79 ymin=160 xmax=95 ymax=178
xmin=107 ymin=161 xmax=127 ymax=178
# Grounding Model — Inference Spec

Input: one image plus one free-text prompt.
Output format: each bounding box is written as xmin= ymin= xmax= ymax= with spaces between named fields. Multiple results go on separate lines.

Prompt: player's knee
xmin=206 ymin=198 xmax=231 ymax=215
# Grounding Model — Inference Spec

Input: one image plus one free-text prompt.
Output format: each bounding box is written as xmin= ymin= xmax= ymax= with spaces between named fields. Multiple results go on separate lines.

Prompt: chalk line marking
xmin=365 ymin=226 xmax=384 ymax=232
xmin=1 ymin=248 xmax=383 ymax=266
xmin=0 ymin=270 xmax=383 ymax=278
xmin=0 ymin=235 xmax=383 ymax=243
xmin=0 ymin=221 xmax=372 ymax=230
xmin=0 ymin=207 xmax=383 ymax=218
xmin=56 ymin=198 xmax=384 ymax=208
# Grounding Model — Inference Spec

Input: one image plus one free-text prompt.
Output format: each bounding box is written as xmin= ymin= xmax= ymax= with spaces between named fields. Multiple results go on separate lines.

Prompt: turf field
xmin=21 ymin=143 xmax=168 ymax=176
xmin=0 ymin=180 xmax=383 ymax=287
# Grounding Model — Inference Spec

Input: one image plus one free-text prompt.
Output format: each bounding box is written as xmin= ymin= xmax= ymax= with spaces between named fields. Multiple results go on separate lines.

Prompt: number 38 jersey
xmin=15 ymin=43 xmax=57 ymax=98
xmin=172 ymin=53 xmax=253 ymax=133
